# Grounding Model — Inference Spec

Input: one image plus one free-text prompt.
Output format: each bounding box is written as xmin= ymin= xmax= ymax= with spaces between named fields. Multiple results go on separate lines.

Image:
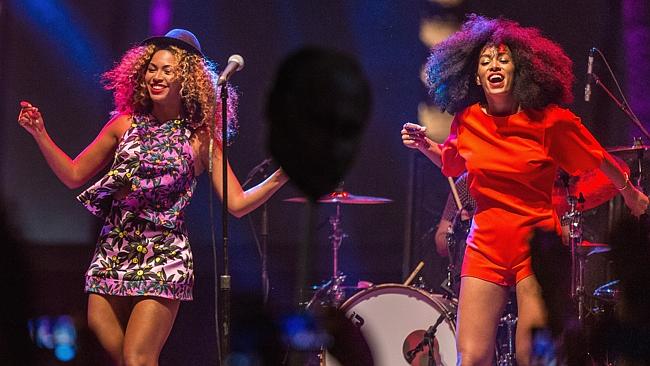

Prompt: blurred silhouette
xmin=0 ymin=201 xmax=35 ymax=365
xmin=267 ymin=46 xmax=371 ymax=201
xmin=530 ymin=214 xmax=650 ymax=365
xmin=267 ymin=47 xmax=373 ymax=365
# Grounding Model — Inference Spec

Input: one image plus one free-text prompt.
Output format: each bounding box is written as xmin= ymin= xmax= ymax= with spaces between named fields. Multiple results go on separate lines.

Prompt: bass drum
xmin=324 ymin=284 xmax=458 ymax=366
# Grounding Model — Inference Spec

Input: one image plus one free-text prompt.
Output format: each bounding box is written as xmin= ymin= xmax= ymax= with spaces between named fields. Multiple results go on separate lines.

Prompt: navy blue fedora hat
xmin=141 ymin=28 xmax=203 ymax=56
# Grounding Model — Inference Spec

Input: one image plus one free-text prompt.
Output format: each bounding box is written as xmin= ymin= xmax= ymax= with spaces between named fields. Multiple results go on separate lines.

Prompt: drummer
xmin=435 ymin=173 xmax=475 ymax=258
xmin=401 ymin=14 xmax=648 ymax=365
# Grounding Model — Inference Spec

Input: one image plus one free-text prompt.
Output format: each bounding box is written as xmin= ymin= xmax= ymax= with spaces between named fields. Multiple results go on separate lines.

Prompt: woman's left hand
xmin=621 ymin=185 xmax=649 ymax=217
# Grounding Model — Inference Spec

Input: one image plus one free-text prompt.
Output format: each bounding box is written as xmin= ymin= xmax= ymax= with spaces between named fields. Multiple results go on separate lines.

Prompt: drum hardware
xmin=556 ymin=165 xmax=620 ymax=322
xmin=552 ymin=156 xmax=629 ymax=215
xmin=606 ymin=139 xmax=649 ymax=161
xmin=607 ymin=138 xmax=647 ymax=192
xmin=412 ymin=275 xmax=433 ymax=294
xmin=440 ymin=271 xmax=455 ymax=299
xmin=284 ymin=190 xmax=393 ymax=205
xmin=443 ymin=213 xmax=471 ymax=298
xmin=564 ymin=202 xmax=620 ymax=323
xmin=579 ymin=241 xmax=611 ymax=256
xmin=497 ymin=310 xmax=518 ymax=366
xmin=443 ymin=176 xmax=472 ymax=298
xmin=554 ymin=151 xmax=634 ymax=324
xmin=285 ymin=189 xmax=392 ymax=308
xmin=297 ymin=202 xmax=348 ymax=308
xmin=304 ymin=276 xmax=347 ymax=309
xmin=593 ymin=280 xmax=620 ymax=303
xmin=564 ymin=192 xmax=591 ymax=321
xmin=404 ymin=261 xmax=434 ymax=297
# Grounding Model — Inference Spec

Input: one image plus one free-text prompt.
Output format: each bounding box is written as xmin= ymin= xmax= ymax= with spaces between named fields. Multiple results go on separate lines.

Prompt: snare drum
xmin=324 ymin=284 xmax=458 ymax=366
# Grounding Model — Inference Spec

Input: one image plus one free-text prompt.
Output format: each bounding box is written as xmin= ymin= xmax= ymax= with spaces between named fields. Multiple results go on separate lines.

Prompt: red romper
xmin=440 ymin=103 xmax=606 ymax=286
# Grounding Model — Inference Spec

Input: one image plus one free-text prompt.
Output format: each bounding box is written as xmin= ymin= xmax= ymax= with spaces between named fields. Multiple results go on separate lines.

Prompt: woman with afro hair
xmin=402 ymin=15 xmax=648 ymax=365
xmin=18 ymin=29 xmax=288 ymax=365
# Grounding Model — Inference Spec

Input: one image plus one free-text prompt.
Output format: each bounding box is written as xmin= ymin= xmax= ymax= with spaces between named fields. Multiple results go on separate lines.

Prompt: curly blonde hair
xmin=102 ymin=43 xmax=238 ymax=137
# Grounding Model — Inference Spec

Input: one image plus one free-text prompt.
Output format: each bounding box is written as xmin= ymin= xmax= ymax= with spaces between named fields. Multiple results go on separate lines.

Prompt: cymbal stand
xmin=565 ymin=194 xmax=586 ymax=321
xmin=305 ymin=203 xmax=349 ymax=309
xmin=328 ymin=203 xmax=348 ymax=306
xmin=497 ymin=299 xmax=518 ymax=366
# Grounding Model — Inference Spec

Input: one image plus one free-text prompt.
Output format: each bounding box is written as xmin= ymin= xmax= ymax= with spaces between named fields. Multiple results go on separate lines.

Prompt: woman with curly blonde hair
xmin=18 ymin=29 xmax=287 ymax=365
xmin=402 ymin=15 xmax=648 ymax=365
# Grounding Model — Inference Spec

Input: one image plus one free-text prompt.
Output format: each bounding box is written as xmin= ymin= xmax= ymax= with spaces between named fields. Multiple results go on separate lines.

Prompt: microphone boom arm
xmin=592 ymin=72 xmax=650 ymax=140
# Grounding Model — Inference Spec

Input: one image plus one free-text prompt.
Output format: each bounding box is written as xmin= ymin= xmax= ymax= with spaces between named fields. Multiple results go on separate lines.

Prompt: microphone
xmin=247 ymin=157 xmax=272 ymax=179
xmin=218 ymin=54 xmax=245 ymax=85
xmin=242 ymin=158 xmax=273 ymax=187
xmin=584 ymin=47 xmax=595 ymax=102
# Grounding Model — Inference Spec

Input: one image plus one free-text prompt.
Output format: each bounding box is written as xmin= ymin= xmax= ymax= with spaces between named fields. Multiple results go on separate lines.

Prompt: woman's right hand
xmin=402 ymin=122 xmax=444 ymax=167
xmin=18 ymin=101 xmax=45 ymax=137
xmin=401 ymin=122 xmax=430 ymax=150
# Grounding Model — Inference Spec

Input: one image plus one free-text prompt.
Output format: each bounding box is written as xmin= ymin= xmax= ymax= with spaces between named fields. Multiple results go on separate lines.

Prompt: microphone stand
xmin=242 ymin=159 xmax=272 ymax=304
xmin=591 ymin=71 xmax=649 ymax=191
xmin=591 ymin=72 xmax=650 ymax=140
xmin=404 ymin=313 xmax=446 ymax=365
xmin=261 ymin=201 xmax=269 ymax=304
xmin=220 ymin=83 xmax=231 ymax=359
xmin=258 ymin=163 xmax=271 ymax=305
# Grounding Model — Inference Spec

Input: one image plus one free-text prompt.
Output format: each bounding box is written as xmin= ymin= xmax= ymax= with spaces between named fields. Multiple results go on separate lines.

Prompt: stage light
xmin=149 ymin=0 xmax=172 ymax=36
xmin=420 ymin=17 xmax=459 ymax=48
xmin=7 ymin=0 xmax=108 ymax=87
xmin=28 ymin=315 xmax=78 ymax=362
xmin=428 ymin=0 xmax=465 ymax=7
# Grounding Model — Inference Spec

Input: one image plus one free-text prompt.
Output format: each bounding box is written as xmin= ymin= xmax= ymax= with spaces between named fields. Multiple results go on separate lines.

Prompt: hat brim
xmin=141 ymin=36 xmax=203 ymax=56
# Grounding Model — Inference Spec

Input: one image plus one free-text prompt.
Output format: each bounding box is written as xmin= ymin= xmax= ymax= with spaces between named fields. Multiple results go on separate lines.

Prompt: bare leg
xmin=515 ymin=275 xmax=547 ymax=366
xmin=87 ymin=293 xmax=133 ymax=366
xmin=456 ymin=277 xmax=509 ymax=366
xmin=122 ymin=296 xmax=180 ymax=366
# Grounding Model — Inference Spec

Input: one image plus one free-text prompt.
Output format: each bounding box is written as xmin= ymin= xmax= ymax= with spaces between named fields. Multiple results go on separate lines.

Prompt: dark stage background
xmin=2 ymin=0 xmax=648 ymax=364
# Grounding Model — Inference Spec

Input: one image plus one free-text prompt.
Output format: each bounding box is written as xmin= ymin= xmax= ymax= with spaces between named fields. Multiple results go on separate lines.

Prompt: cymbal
xmin=553 ymin=155 xmax=630 ymax=213
xmin=593 ymin=280 xmax=620 ymax=302
xmin=577 ymin=240 xmax=610 ymax=256
xmin=606 ymin=145 xmax=650 ymax=154
xmin=577 ymin=240 xmax=609 ymax=248
xmin=284 ymin=191 xmax=392 ymax=204
xmin=606 ymin=144 xmax=650 ymax=160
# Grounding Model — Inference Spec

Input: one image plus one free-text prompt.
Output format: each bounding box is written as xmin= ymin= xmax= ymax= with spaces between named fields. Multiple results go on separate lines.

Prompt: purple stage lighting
xmin=149 ymin=0 xmax=172 ymax=36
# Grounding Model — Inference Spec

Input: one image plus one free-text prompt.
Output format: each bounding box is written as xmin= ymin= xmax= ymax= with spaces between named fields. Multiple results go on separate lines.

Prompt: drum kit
xmin=285 ymin=187 xmax=501 ymax=365
xmin=285 ymin=190 xmax=392 ymax=308
xmin=560 ymin=142 xmax=648 ymax=321
xmin=282 ymin=141 xmax=648 ymax=366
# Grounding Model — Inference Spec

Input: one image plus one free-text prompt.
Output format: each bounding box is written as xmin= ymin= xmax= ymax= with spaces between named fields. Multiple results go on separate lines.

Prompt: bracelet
xmin=615 ymin=172 xmax=630 ymax=191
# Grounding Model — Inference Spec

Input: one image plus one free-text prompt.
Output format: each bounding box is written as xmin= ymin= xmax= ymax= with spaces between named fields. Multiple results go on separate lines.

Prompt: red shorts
xmin=461 ymin=244 xmax=533 ymax=286
xmin=460 ymin=208 xmax=560 ymax=287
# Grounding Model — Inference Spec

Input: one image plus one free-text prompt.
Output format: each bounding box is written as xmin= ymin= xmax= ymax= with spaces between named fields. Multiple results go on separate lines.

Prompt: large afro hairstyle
xmin=426 ymin=14 xmax=574 ymax=114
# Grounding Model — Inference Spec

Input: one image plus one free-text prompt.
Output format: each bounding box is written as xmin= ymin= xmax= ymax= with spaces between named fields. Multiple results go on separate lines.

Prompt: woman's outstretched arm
xmin=18 ymin=101 xmax=130 ymax=189
xmin=194 ymin=126 xmax=289 ymax=218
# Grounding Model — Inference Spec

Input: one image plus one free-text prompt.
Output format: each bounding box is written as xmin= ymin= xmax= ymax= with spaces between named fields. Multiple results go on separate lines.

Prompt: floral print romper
xmin=78 ymin=114 xmax=197 ymax=300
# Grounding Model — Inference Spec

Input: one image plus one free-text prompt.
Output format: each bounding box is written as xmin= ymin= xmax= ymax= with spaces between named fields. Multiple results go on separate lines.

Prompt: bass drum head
xmin=325 ymin=284 xmax=457 ymax=366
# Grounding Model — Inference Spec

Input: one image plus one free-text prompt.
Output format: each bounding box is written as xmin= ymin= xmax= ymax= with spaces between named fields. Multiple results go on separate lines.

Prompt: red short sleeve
xmin=547 ymin=109 xmax=605 ymax=175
